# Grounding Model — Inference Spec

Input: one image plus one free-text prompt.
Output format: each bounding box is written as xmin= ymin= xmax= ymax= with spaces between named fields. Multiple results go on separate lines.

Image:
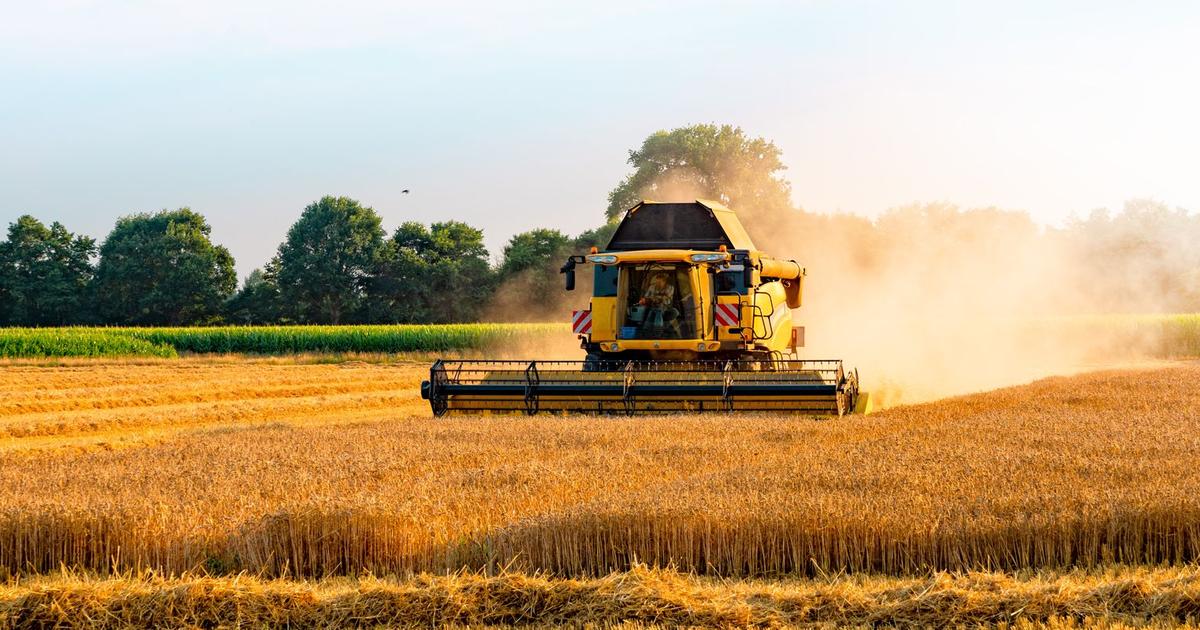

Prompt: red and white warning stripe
xmin=714 ymin=303 xmax=740 ymax=327
xmin=571 ymin=310 xmax=592 ymax=335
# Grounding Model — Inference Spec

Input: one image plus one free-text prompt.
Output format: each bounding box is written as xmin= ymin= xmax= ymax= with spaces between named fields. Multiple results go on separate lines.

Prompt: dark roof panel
xmin=606 ymin=200 xmax=754 ymax=251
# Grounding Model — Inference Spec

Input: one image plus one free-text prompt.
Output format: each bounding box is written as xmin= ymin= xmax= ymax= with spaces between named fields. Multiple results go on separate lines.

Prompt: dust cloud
xmin=738 ymin=199 xmax=1200 ymax=405
xmin=585 ymin=167 xmax=1199 ymax=404
xmin=485 ymin=178 xmax=1198 ymax=405
xmin=485 ymin=267 xmax=592 ymax=360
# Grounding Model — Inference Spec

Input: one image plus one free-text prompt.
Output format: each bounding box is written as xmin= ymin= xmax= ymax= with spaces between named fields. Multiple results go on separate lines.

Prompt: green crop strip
xmin=0 ymin=324 xmax=564 ymax=358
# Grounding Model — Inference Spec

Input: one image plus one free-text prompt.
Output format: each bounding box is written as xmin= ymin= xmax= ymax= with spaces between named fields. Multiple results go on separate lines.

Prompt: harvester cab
xmin=421 ymin=200 xmax=868 ymax=416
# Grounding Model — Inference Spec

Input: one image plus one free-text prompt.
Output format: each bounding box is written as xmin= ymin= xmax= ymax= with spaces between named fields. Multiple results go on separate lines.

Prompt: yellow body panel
xmin=751 ymin=281 xmax=794 ymax=353
xmin=589 ymin=296 xmax=618 ymax=342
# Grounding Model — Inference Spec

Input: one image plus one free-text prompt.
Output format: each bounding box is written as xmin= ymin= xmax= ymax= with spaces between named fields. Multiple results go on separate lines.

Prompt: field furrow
xmin=0 ymin=361 xmax=426 ymax=444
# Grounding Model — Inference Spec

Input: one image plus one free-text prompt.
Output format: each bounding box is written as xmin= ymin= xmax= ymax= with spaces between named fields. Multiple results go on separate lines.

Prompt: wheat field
xmin=1 ymin=358 xmax=1198 ymax=585
xmin=4 ymin=564 xmax=1200 ymax=629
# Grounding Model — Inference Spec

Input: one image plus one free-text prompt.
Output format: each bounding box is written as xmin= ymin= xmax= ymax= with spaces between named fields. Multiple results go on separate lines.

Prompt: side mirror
xmin=559 ymin=258 xmax=577 ymax=291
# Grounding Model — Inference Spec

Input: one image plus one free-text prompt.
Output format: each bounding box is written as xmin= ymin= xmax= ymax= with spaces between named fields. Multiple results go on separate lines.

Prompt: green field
xmin=0 ymin=324 xmax=564 ymax=358
xmin=1 ymin=315 xmax=1198 ymax=359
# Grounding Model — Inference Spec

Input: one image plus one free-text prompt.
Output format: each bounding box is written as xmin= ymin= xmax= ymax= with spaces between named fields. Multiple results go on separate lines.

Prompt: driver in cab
xmin=639 ymin=272 xmax=674 ymax=309
xmin=636 ymin=272 xmax=679 ymax=336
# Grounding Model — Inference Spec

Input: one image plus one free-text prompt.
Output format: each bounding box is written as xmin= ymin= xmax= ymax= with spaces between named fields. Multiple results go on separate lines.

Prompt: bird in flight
xmin=401 ymin=189 xmax=410 ymax=194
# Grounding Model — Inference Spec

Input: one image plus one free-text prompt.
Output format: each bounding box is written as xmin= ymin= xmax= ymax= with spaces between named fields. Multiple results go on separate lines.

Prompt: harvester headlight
xmin=689 ymin=253 xmax=728 ymax=263
xmin=609 ymin=343 xmax=619 ymax=351
xmin=697 ymin=343 xmax=707 ymax=352
xmin=587 ymin=254 xmax=618 ymax=264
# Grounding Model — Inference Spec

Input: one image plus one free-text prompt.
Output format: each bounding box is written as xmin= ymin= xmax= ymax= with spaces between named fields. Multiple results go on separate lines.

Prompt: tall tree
xmin=276 ymin=196 xmax=385 ymax=324
xmin=0 ymin=215 xmax=96 ymax=325
xmin=93 ymin=209 xmax=236 ymax=325
xmin=606 ymin=124 xmax=792 ymax=220
xmin=368 ymin=221 xmax=495 ymax=323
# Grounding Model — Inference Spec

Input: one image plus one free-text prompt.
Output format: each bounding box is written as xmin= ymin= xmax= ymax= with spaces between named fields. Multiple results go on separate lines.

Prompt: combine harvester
xmin=421 ymin=200 xmax=868 ymax=416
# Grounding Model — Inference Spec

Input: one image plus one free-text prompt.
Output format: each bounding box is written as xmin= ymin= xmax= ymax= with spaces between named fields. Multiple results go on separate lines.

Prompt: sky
xmin=2 ymin=0 xmax=1199 ymax=278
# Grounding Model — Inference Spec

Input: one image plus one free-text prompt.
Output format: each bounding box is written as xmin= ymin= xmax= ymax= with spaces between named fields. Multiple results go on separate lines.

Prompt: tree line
xmin=0 ymin=197 xmax=615 ymax=327
xmin=4 ymin=123 xmax=1199 ymax=327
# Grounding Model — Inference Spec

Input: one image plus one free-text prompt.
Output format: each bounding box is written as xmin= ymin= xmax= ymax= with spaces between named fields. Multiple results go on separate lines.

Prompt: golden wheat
xmin=3 ymin=564 xmax=1200 ymax=629
xmin=0 ymin=360 xmax=425 ymax=444
xmin=0 ymin=359 xmax=1198 ymax=580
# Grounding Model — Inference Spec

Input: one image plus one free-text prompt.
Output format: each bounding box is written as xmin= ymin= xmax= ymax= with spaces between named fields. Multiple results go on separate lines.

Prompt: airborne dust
xmin=743 ymin=198 xmax=1200 ymax=405
xmin=489 ymin=186 xmax=1200 ymax=406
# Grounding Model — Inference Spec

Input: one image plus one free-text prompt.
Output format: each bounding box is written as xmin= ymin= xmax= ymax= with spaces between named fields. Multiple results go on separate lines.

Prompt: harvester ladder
xmin=750 ymin=287 xmax=776 ymax=341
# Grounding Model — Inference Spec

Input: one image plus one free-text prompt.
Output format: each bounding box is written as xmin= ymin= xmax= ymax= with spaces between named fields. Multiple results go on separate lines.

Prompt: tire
xmin=583 ymin=352 xmax=604 ymax=372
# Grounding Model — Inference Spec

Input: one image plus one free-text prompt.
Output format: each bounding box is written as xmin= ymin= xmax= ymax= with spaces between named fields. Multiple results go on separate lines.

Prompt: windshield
xmin=620 ymin=264 xmax=697 ymax=339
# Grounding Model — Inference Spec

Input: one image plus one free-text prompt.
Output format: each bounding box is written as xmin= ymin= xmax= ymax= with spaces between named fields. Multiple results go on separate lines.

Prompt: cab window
xmin=715 ymin=264 xmax=748 ymax=294
xmin=593 ymin=264 xmax=618 ymax=297
xmin=620 ymin=264 xmax=697 ymax=339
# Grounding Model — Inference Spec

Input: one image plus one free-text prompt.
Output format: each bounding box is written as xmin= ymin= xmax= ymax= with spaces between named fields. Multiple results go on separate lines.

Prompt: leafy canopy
xmin=93 ymin=208 xmax=235 ymax=325
xmin=368 ymin=220 xmax=494 ymax=323
xmin=0 ymin=215 xmax=97 ymax=326
xmin=276 ymin=196 xmax=385 ymax=324
xmin=606 ymin=124 xmax=792 ymax=221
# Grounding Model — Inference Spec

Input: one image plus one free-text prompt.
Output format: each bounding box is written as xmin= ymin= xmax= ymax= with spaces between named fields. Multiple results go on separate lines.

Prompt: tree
xmin=500 ymin=229 xmax=571 ymax=276
xmin=276 ymin=196 xmax=385 ymax=324
xmin=93 ymin=209 xmax=236 ymax=325
xmin=224 ymin=264 xmax=284 ymax=325
xmin=606 ymin=124 xmax=792 ymax=221
xmin=0 ymin=215 xmax=96 ymax=325
xmin=367 ymin=221 xmax=495 ymax=323
xmin=496 ymin=229 xmax=573 ymax=309
xmin=1062 ymin=199 xmax=1200 ymax=312
xmin=573 ymin=223 xmax=618 ymax=251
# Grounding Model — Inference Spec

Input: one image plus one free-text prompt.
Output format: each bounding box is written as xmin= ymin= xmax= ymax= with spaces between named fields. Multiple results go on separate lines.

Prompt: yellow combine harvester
xmin=421 ymin=200 xmax=867 ymax=416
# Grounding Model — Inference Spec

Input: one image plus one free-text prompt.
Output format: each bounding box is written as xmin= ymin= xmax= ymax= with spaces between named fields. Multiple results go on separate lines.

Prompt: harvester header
xmin=421 ymin=200 xmax=867 ymax=416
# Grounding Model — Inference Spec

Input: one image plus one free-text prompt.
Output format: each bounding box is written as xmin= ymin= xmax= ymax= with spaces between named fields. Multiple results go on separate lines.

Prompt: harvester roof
xmin=606 ymin=200 xmax=757 ymax=252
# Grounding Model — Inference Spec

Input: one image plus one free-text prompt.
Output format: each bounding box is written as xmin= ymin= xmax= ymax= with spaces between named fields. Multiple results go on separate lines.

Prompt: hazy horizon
xmin=3 ymin=1 xmax=1198 ymax=278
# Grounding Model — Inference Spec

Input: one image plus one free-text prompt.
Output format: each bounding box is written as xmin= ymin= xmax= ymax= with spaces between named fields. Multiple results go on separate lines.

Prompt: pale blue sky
xmin=3 ymin=1 xmax=1198 ymax=277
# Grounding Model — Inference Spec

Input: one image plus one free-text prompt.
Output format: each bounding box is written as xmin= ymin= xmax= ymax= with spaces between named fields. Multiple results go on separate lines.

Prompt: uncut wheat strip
xmin=470 ymin=368 xmax=1200 ymax=577
xmin=0 ymin=420 xmax=733 ymax=575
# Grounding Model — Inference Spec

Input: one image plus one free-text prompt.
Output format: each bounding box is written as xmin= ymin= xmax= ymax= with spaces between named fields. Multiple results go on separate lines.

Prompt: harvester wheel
xmin=428 ymin=361 xmax=449 ymax=417
xmin=836 ymin=369 xmax=860 ymax=417
xmin=583 ymin=353 xmax=603 ymax=372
